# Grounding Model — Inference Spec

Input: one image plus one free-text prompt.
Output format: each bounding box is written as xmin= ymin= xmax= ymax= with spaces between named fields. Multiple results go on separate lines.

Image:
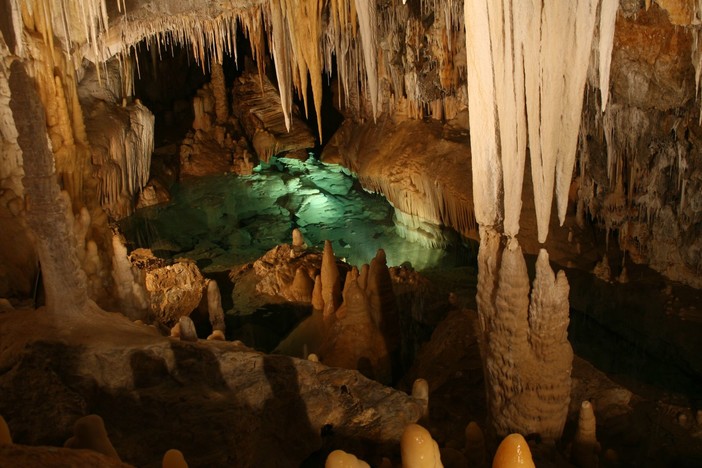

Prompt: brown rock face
xmin=0 ymin=310 xmax=423 ymax=467
xmin=143 ymin=260 xmax=205 ymax=327
xmin=611 ymin=5 xmax=695 ymax=111
xmin=0 ymin=445 xmax=134 ymax=468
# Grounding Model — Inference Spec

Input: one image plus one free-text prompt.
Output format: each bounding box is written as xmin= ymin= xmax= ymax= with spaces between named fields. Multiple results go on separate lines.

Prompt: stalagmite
xmin=292 ymin=227 xmax=305 ymax=248
xmin=111 ymin=234 xmax=149 ymax=320
xmin=8 ymin=60 xmax=89 ymax=315
xmin=206 ymin=279 xmax=226 ymax=335
xmin=492 ymin=434 xmax=535 ymax=468
xmin=411 ymin=378 xmax=429 ymax=419
xmin=0 ymin=415 xmax=12 ymax=444
xmin=64 ymin=414 xmax=121 ymax=461
xmin=319 ymin=278 xmax=391 ymax=384
xmin=400 ymin=424 xmax=443 ymax=468
xmin=178 ymin=316 xmax=198 ymax=342
xmin=572 ymin=401 xmax=599 ymax=468
xmin=312 ymin=274 xmax=324 ymax=312
xmin=291 ymin=267 xmax=314 ymax=302
xmin=210 ymin=62 xmax=228 ymax=124
xmin=162 ymin=449 xmax=189 ymax=468
xmin=476 ymin=234 xmax=572 ymax=441
xmin=325 ymin=450 xmax=370 ymax=468
xmin=464 ymin=422 xmax=486 ymax=468
xmin=321 ymin=240 xmax=341 ymax=317
xmin=366 ymin=249 xmax=400 ymax=351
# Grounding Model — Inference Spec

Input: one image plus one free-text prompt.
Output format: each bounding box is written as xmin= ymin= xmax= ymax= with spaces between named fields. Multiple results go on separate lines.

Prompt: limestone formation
xmin=492 ymin=434 xmax=535 ymax=468
xmin=464 ymin=422 xmax=486 ymax=468
xmin=477 ymin=233 xmax=572 ymax=441
xmin=366 ymin=249 xmax=400 ymax=351
xmin=319 ymin=278 xmax=391 ymax=384
xmin=325 ymin=449 xmax=370 ymax=468
xmin=572 ymin=401 xmax=600 ymax=468
xmin=321 ymin=240 xmax=342 ymax=317
xmin=0 ymin=415 xmax=11 ymax=445
xmin=290 ymin=268 xmax=314 ymax=303
xmin=178 ymin=316 xmax=198 ymax=342
xmin=312 ymin=274 xmax=324 ymax=311
xmin=400 ymin=424 xmax=443 ymax=468
xmin=205 ymin=279 xmax=226 ymax=334
xmin=64 ymin=414 xmax=120 ymax=460
xmin=292 ymin=228 xmax=305 ymax=248
xmin=162 ymin=448 xmax=188 ymax=468
xmin=411 ymin=378 xmax=429 ymax=419
xmin=230 ymin=71 xmax=316 ymax=162
xmin=143 ymin=259 xmax=206 ymax=328
xmin=8 ymin=60 xmax=89 ymax=316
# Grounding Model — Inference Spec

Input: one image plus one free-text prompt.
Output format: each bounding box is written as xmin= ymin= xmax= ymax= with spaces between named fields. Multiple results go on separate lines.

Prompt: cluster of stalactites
xmin=95 ymin=0 xmax=468 ymax=140
xmin=464 ymin=0 xmax=616 ymax=243
xmin=12 ymin=0 xmax=110 ymax=69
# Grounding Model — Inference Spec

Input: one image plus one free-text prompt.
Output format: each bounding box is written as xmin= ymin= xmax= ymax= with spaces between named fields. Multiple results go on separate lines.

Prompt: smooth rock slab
xmin=0 ymin=309 xmax=422 ymax=467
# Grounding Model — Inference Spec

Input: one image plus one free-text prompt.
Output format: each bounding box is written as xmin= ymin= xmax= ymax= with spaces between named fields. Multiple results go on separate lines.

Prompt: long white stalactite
xmin=466 ymin=0 xmax=601 ymax=243
xmin=465 ymin=0 xmax=607 ymax=441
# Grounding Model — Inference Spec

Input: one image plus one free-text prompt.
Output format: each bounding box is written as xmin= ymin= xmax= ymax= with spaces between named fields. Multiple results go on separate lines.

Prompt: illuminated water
xmin=119 ymin=156 xmax=473 ymax=273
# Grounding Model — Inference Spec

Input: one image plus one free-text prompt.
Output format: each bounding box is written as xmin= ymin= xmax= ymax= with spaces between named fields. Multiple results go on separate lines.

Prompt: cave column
xmin=465 ymin=0 xmax=602 ymax=441
xmin=8 ymin=60 xmax=88 ymax=314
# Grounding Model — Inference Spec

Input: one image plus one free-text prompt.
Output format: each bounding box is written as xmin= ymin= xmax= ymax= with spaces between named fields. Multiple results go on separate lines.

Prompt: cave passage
xmin=119 ymin=155 xmax=474 ymax=273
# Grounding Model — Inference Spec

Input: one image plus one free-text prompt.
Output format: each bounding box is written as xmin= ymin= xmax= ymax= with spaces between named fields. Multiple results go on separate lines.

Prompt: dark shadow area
xmin=228 ymin=303 xmax=312 ymax=352
xmin=261 ymin=355 xmax=321 ymax=467
xmin=0 ymin=342 xmax=88 ymax=446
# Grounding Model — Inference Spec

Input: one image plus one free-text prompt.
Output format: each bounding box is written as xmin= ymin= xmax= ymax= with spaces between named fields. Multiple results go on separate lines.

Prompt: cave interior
xmin=1 ymin=0 xmax=702 ymax=467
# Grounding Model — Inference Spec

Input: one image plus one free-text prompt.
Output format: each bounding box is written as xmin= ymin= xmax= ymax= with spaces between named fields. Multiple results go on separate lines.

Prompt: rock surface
xmin=0 ymin=308 xmax=423 ymax=467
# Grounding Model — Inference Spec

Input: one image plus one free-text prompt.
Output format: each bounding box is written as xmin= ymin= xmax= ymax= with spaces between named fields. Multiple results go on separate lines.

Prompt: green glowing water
xmin=119 ymin=157 xmax=472 ymax=273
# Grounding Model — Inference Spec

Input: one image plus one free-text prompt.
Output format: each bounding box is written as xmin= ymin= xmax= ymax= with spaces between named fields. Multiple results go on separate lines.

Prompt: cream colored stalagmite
xmin=8 ymin=60 xmax=89 ymax=315
xmin=465 ymin=0 xmax=605 ymax=441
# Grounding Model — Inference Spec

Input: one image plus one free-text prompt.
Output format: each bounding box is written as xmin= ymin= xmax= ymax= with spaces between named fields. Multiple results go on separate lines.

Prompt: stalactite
xmin=466 ymin=0 xmax=600 ymax=242
xmin=355 ymin=0 xmax=379 ymax=121
xmin=598 ymin=0 xmax=619 ymax=112
xmin=268 ymin=0 xmax=293 ymax=131
xmin=464 ymin=0 xmax=501 ymax=230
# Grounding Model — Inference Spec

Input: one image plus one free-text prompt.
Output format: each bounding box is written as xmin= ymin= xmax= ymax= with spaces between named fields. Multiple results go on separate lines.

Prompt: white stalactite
xmin=464 ymin=0 xmax=501 ymax=229
xmin=268 ymin=0 xmax=293 ymax=131
xmin=598 ymin=0 xmax=619 ymax=112
xmin=466 ymin=0 xmax=600 ymax=243
xmin=355 ymin=0 xmax=379 ymax=121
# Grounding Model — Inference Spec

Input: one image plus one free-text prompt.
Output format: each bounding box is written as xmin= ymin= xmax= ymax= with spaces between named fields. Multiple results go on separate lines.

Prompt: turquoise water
xmin=119 ymin=157 xmax=472 ymax=273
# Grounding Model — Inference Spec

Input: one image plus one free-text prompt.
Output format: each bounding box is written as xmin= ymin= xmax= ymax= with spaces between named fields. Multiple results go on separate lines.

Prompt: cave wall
xmin=0 ymin=0 xmax=701 ymax=297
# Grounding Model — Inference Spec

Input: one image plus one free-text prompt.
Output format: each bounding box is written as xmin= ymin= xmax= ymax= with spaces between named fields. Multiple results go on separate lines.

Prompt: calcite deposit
xmin=1 ymin=0 xmax=702 ymax=466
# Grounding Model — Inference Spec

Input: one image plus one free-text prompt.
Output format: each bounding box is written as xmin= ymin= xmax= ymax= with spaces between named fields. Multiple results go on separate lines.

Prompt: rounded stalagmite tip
xmin=325 ymin=449 xmax=370 ymax=468
xmin=401 ymin=423 xmax=443 ymax=468
xmin=492 ymin=434 xmax=535 ymax=468
xmin=162 ymin=448 xmax=189 ymax=468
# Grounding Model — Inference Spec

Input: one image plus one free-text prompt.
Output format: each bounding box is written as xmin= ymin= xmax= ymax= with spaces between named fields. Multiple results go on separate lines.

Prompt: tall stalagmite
xmin=8 ymin=60 xmax=88 ymax=314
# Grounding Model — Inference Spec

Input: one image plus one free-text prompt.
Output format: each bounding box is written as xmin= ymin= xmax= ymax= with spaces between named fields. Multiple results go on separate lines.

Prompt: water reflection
xmin=120 ymin=157 xmax=472 ymax=272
